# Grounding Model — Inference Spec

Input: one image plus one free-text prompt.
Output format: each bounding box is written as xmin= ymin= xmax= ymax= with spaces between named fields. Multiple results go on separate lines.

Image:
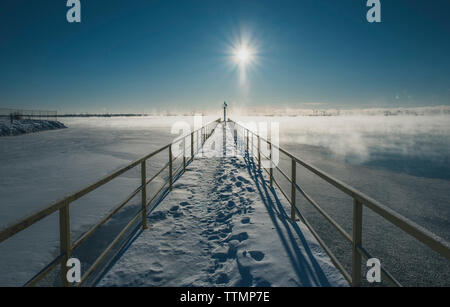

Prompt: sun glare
xmin=225 ymin=31 xmax=261 ymax=87
xmin=233 ymin=43 xmax=256 ymax=67
xmin=236 ymin=48 xmax=250 ymax=63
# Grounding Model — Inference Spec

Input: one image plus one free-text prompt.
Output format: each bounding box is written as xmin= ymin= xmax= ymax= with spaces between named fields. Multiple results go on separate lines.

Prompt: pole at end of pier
xmin=223 ymin=101 xmax=227 ymax=122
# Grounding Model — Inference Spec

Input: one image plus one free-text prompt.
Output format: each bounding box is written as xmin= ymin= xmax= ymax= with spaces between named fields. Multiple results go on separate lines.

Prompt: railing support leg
xmin=183 ymin=138 xmax=186 ymax=172
xmin=269 ymin=142 xmax=273 ymax=188
xmin=352 ymin=199 xmax=363 ymax=287
xmin=169 ymin=145 xmax=173 ymax=191
xmin=141 ymin=161 xmax=148 ymax=230
xmin=246 ymin=130 xmax=249 ymax=153
xmin=251 ymin=133 xmax=255 ymax=160
xmin=59 ymin=203 xmax=71 ymax=287
xmin=258 ymin=136 xmax=261 ymax=170
xmin=191 ymin=132 xmax=194 ymax=160
xmin=290 ymin=159 xmax=296 ymax=222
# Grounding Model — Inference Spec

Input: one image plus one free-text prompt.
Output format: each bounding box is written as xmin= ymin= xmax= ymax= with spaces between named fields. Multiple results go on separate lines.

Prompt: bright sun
xmin=236 ymin=48 xmax=251 ymax=64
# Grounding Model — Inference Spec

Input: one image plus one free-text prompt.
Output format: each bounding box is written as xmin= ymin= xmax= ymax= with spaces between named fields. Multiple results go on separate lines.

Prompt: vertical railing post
xmin=59 ymin=202 xmax=71 ymax=287
xmin=251 ymin=133 xmax=254 ymax=159
xmin=290 ymin=159 xmax=296 ymax=221
xmin=169 ymin=145 xmax=173 ymax=191
xmin=183 ymin=137 xmax=186 ymax=172
xmin=141 ymin=160 xmax=148 ymax=230
xmin=191 ymin=132 xmax=194 ymax=161
xmin=257 ymin=136 xmax=261 ymax=170
xmin=246 ymin=130 xmax=249 ymax=152
xmin=352 ymin=198 xmax=363 ymax=287
xmin=269 ymin=142 xmax=273 ymax=188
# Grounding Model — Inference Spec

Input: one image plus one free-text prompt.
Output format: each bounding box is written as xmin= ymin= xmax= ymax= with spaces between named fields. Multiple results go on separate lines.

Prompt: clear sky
xmin=1 ymin=0 xmax=449 ymax=113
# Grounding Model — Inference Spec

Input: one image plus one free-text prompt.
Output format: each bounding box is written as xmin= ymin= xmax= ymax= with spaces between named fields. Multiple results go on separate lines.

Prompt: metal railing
xmin=0 ymin=108 xmax=58 ymax=123
xmin=229 ymin=119 xmax=450 ymax=287
xmin=0 ymin=118 xmax=221 ymax=287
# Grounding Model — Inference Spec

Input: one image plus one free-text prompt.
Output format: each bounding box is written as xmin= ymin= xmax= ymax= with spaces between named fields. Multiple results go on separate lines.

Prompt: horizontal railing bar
xmin=73 ymin=158 xmax=174 ymax=250
xmin=146 ymin=161 xmax=170 ymax=186
xmin=294 ymin=182 xmax=352 ymax=243
xmin=255 ymin=134 xmax=352 ymax=243
xmin=68 ymin=145 xmax=169 ymax=203
xmin=274 ymin=164 xmax=292 ymax=184
xmin=358 ymin=196 xmax=450 ymax=260
xmin=72 ymin=185 xmax=143 ymax=250
xmin=78 ymin=210 xmax=142 ymax=286
xmin=271 ymin=176 xmax=293 ymax=208
xmin=147 ymin=158 xmax=192 ymax=210
xmin=173 ymin=162 xmax=185 ymax=179
xmin=24 ymin=254 xmax=64 ymax=287
xmin=0 ymin=201 xmax=66 ymax=243
xmin=294 ymin=204 xmax=353 ymax=285
xmin=147 ymin=181 xmax=170 ymax=211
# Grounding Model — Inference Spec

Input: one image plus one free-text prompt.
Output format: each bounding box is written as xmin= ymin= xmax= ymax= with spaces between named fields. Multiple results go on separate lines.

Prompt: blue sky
xmin=0 ymin=0 xmax=449 ymax=113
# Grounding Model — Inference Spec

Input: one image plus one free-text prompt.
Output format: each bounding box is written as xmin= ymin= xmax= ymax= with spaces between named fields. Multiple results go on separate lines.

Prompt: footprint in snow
xmin=241 ymin=217 xmax=250 ymax=224
xmin=248 ymin=251 xmax=265 ymax=262
xmin=237 ymin=176 xmax=250 ymax=184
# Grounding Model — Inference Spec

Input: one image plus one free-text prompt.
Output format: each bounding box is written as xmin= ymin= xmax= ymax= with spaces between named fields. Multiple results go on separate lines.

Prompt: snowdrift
xmin=0 ymin=119 xmax=67 ymax=136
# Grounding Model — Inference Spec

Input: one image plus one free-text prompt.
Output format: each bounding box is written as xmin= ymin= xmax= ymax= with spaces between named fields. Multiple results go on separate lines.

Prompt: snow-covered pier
xmin=98 ymin=123 xmax=347 ymax=286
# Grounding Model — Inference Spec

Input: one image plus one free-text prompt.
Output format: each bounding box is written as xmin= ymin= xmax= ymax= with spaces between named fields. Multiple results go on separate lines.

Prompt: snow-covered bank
xmin=0 ymin=119 xmax=66 ymax=136
xmin=98 ymin=123 xmax=347 ymax=287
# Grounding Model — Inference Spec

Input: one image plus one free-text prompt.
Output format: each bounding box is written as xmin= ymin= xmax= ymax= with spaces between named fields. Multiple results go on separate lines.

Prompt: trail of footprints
xmin=200 ymin=156 xmax=268 ymax=286
xmin=147 ymin=156 xmax=268 ymax=286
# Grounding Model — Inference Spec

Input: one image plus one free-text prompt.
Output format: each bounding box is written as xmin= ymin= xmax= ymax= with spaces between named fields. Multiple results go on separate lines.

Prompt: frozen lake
xmin=0 ymin=115 xmax=449 ymax=286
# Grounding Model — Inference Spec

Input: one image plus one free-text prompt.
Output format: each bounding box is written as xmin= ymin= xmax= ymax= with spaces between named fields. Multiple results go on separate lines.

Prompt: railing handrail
xmin=230 ymin=119 xmax=450 ymax=287
xmin=0 ymin=118 xmax=221 ymax=287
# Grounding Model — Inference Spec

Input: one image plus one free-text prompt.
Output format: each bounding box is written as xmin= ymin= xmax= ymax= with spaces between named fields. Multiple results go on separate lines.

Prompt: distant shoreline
xmin=57 ymin=105 xmax=450 ymax=118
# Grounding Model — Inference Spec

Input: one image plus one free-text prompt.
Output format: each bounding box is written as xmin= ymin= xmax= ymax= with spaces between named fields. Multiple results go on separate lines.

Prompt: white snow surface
xmin=98 ymin=123 xmax=348 ymax=287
